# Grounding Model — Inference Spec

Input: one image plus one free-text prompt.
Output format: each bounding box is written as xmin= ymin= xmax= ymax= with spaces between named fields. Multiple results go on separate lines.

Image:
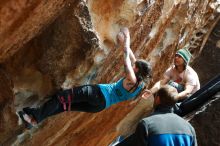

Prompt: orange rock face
xmin=0 ymin=0 xmax=219 ymax=145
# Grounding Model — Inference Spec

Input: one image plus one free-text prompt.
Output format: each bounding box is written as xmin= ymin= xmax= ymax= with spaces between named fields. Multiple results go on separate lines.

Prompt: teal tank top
xmin=98 ymin=78 xmax=144 ymax=108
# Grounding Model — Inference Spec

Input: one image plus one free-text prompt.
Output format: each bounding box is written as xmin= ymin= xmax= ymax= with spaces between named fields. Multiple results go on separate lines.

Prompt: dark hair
xmin=157 ymin=85 xmax=178 ymax=106
xmin=135 ymin=59 xmax=152 ymax=84
xmin=128 ymin=59 xmax=152 ymax=92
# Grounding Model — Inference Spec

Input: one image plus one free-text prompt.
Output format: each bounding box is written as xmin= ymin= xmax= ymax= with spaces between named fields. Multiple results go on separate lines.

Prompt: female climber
xmin=18 ymin=27 xmax=152 ymax=128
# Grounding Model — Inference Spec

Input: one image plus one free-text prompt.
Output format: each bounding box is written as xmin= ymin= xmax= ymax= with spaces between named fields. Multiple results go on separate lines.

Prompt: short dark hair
xmin=157 ymin=85 xmax=178 ymax=106
xmin=135 ymin=59 xmax=152 ymax=84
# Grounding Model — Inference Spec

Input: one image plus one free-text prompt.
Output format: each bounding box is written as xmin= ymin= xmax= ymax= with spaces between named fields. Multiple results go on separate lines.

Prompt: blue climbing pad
xmin=175 ymin=74 xmax=220 ymax=117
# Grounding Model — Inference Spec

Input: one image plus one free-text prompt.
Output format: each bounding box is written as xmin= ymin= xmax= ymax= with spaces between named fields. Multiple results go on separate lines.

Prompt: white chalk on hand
xmin=117 ymin=32 xmax=125 ymax=43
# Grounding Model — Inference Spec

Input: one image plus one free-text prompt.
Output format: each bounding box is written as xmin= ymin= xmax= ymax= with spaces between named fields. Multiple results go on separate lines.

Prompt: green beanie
xmin=176 ymin=47 xmax=192 ymax=65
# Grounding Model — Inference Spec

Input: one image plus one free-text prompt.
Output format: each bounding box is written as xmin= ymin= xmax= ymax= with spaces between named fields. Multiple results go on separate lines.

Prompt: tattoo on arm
xmin=126 ymin=82 xmax=134 ymax=86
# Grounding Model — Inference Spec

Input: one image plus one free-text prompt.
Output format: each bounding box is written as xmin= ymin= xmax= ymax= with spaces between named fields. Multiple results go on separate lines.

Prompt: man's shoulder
xmin=185 ymin=66 xmax=199 ymax=77
xmin=166 ymin=65 xmax=174 ymax=71
xmin=186 ymin=66 xmax=197 ymax=73
xmin=164 ymin=65 xmax=175 ymax=77
xmin=142 ymin=112 xmax=176 ymax=122
xmin=141 ymin=112 xmax=192 ymax=129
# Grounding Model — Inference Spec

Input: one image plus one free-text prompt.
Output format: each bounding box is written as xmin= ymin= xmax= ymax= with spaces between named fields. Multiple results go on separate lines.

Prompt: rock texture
xmin=0 ymin=0 xmax=220 ymax=145
xmin=0 ymin=69 xmax=19 ymax=145
xmin=190 ymin=18 xmax=220 ymax=145
xmin=193 ymin=15 xmax=220 ymax=85
xmin=190 ymin=92 xmax=220 ymax=146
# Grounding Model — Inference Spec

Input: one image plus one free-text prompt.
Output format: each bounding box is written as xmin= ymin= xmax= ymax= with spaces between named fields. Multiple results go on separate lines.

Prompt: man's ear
xmin=141 ymin=90 xmax=152 ymax=99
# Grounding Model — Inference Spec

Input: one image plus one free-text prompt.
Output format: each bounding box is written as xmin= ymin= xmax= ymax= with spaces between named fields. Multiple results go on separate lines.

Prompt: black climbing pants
xmin=23 ymin=85 xmax=106 ymax=123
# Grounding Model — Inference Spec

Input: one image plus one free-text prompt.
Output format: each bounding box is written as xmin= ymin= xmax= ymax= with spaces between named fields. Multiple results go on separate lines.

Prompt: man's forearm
xmin=176 ymin=85 xmax=194 ymax=101
xmin=150 ymin=81 xmax=161 ymax=94
xmin=175 ymin=90 xmax=189 ymax=101
xmin=150 ymin=79 xmax=169 ymax=94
